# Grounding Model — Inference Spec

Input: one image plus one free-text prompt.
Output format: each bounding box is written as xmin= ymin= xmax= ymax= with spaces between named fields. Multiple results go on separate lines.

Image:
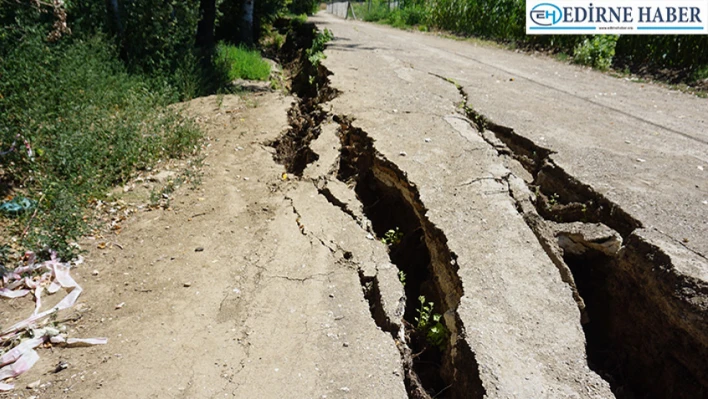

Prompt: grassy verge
xmin=0 ymin=34 xmax=202 ymax=261
xmin=214 ymin=44 xmax=272 ymax=81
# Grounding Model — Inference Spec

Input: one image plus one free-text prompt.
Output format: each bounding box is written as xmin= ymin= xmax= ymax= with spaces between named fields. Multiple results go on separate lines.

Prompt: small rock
xmin=232 ymin=79 xmax=271 ymax=92
xmin=366 ymin=233 xmax=374 ymax=240
xmin=424 ymin=138 xmax=431 ymax=142
xmin=399 ymin=151 xmax=407 ymax=156
xmin=699 ymin=165 xmax=704 ymax=171
xmin=54 ymin=361 xmax=69 ymax=373
xmin=636 ymin=158 xmax=646 ymax=163
xmin=195 ymin=247 xmax=204 ymax=252
xmin=340 ymin=387 xmax=350 ymax=392
xmin=342 ymin=342 xmax=349 ymax=347
xmin=27 ymin=379 xmax=41 ymax=389
xmin=183 ymin=282 xmax=192 ymax=288
xmin=149 ymin=170 xmax=176 ymax=183
xmin=115 ymin=302 xmax=125 ymax=309
xmin=92 ymin=270 xmax=99 ymax=276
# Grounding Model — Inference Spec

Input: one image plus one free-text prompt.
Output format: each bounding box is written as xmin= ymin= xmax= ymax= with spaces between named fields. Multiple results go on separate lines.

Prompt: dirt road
xmin=5 ymin=14 xmax=707 ymax=399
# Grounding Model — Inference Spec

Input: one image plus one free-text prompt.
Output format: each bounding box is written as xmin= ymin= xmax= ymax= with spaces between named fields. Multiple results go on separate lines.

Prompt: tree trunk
xmin=106 ymin=0 xmax=123 ymax=37
xmin=196 ymin=0 xmax=216 ymax=51
xmin=241 ymin=0 xmax=254 ymax=46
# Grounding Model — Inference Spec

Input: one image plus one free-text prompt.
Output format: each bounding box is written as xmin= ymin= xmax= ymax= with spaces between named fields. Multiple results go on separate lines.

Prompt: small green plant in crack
xmin=415 ymin=295 xmax=449 ymax=350
xmin=306 ymin=28 xmax=334 ymax=67
xmin=465 ymin=106 xmax=488 ymax=131
xmin=381 ymin=227 xmax=403 ymax=246
xmin=547 ymin=192 xmax=560 ymax=208
xmin=398 ymin=270 xmax=407 ymax=287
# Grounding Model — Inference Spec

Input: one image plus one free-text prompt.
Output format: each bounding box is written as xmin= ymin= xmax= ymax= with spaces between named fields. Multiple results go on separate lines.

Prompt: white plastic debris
xmin=0 ymin=251 xmax=107 ymax=390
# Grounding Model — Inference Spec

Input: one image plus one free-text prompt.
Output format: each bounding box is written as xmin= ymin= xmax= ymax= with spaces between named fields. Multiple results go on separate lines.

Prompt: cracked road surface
xmin=16 ymin=14 xmax=707 ymax=399
xmin=308 ymin=12 xmax=707 ymax=398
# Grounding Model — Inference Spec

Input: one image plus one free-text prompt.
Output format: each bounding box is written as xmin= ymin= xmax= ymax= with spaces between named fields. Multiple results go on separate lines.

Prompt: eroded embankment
xmin=447 ymin=78 xmax=708 ymax=398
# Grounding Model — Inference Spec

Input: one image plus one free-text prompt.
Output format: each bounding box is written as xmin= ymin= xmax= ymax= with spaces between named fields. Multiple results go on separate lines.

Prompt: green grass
xmin=693 ymin=65 xmax=708 ymax=82
xmin=0 ymin=34 xmax=202 ymax=259
xmin=215 ymin=44 xmax=271 ymax=81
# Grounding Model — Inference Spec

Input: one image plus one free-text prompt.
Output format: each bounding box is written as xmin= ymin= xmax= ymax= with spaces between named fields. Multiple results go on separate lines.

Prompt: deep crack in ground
xmin=334 ymin=116 xmax=485 ymax=399
xmin=433 ymin=73 xmax=708 ymax=399
xmin=269 ymin=21 xmax=707 ymax=399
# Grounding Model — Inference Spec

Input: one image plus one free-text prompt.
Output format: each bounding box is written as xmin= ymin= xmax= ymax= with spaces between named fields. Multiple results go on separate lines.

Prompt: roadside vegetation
xmin=0 ymin=0 xmax=319 ymax=263
xmin=215 ymin=44 xmax=272 ymax=81
xmin=353 ymin=0 xmax=708 ymax=92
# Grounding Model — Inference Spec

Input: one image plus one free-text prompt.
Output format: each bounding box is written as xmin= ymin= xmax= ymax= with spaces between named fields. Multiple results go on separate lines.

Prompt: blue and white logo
xmin=526 ymin=0 xmax=708 ymax=34
xmin=530 ymin=3 xmax=563 ymax=26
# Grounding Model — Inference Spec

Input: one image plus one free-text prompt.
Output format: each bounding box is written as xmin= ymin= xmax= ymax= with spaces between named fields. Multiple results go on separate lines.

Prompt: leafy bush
xmin=0 ymin=33 xmax=201 ymax=258
xmin=386 ymin=5 xmax=427 ymax=28
xmin=356 ymin=2 xmax=391 ymax=22
xmin=215 ymin=43 xmax=272 ymax=81
xmin=573 ymin=35 xmax=618 ymax=71
xmin=306 ymin=28 xmax=334 ymax=66
xmin=119 ymin=0 xmax=200 ymax=75
xmin=288 ymin=0 xmax=320 ymax=16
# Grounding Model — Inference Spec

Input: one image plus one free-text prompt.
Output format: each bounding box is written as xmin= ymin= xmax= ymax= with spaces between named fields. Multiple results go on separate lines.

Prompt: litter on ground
xmin=0 ymin=252 xmax=106 ymax=390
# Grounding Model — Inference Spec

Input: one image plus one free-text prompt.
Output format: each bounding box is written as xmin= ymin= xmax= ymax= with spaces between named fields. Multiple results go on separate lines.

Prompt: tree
xmin=241 ymin=0 xmax=254 ymax=46
xmin=196 ymin=0 xmax=216 ymax=51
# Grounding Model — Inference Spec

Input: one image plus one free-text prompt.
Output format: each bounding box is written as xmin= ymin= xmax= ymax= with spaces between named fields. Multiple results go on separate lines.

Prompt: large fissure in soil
xmin=268 ymin=21 xmax=339 ymax=176
xmin=452 ymin=82 xmax=708 ymax=398
xmin=267 ymin=23 xmax=484 ymax=398
xmin=335 ymin=116 xmax=485 ymax=399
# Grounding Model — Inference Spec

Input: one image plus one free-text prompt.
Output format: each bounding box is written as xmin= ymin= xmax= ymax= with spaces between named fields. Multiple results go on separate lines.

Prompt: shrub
xmin=386 ymin=5 xmax=427 ymax=28
xmin=0 ymin=33 xmax=201 ymax=258
xmin=214 ymin=44 xmax=272 ymax=81
xmin=288 ymin=0 xmax=319 ymax=15
xmin=573 ymin=35 xmax=618 ymax=71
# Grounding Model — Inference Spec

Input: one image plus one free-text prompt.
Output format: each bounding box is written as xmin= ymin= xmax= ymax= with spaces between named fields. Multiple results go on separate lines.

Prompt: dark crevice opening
xmin=455 ymin=94 xmax=707 ymax=398
xmin=335 ymin=118 xmax=485 ymax=399
xmin=562 ymin=245 xmax=707 ymax=399
xmin=267 ymin=21 xmax=339 ymax=176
